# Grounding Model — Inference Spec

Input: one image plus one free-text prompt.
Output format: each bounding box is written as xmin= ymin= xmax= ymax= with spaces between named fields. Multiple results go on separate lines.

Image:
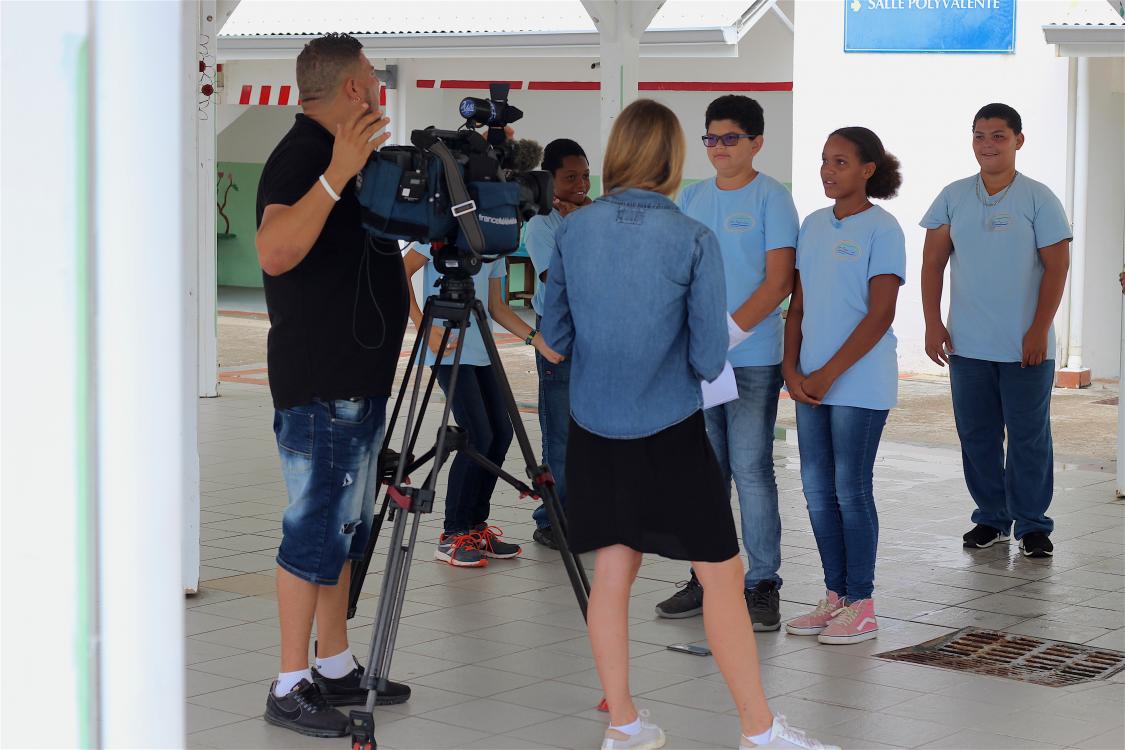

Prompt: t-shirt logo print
xmin=834 ymin=240 xmax=861 ymax=261
xmin=989 ymin=213 xmax=1011 ymax=232
xmin=724 ymin=213 xmax=757 ymax=233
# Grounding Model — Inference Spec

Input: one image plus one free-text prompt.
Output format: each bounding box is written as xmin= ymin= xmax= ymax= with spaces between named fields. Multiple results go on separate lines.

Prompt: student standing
xmin=403 ymin=243 xmax=563 ymax=567
xmin=783 ymin=127 xmax=905 ymax=646
xmin=920 ymin=103 xmax=1071 ymax=558
xmin=523 ymin=138 xmax=591 ymax=549
xmin=655 ymin=96 xmax=797 ymax=632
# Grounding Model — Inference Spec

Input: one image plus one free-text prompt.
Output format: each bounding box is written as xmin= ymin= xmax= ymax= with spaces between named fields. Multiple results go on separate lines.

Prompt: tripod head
xmin=432 ymin=243 xmax=482 ymax=282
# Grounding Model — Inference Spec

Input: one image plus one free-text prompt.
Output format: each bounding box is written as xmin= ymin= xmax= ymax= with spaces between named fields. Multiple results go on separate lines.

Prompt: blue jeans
xmin=795 ymin=403 xmax=887 ymax=601
xmin=949 ymin=356 xmax=1055 ymax=539
xmin=434 ymin=365 xmax=514 ymax=533
xmin=532 ymin=314 xmax=571 ymax=529
xmin=704 ymin=365 xmax=783 ymax=589
xmin=274 ymin=397 xmax=387 ymax=585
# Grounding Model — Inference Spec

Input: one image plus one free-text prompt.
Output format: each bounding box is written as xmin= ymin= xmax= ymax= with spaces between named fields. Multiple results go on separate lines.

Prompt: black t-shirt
xmin=256 ymin=114 xmax=408 ymax=409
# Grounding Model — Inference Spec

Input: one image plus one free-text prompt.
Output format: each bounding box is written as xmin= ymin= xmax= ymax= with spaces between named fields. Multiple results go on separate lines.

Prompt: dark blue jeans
xmin=434 ymin=365 xmax=514 ymax=534
xmin=795 ymin=403 xmax=888 ymax=601
xmin=949 ymin=355 xmax=1055 ymax=539
xmin=532 ymin=315 xmax=571 ymax=529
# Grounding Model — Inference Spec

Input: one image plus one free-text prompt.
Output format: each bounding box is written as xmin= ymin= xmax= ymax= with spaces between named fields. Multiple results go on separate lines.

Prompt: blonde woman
xmin=541 ymin=99 xmax=835 ymax=750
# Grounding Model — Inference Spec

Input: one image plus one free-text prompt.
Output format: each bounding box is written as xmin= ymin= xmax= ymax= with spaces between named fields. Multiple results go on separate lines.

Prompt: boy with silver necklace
xmin=920 ymin=103 xmax=1071 ymax=559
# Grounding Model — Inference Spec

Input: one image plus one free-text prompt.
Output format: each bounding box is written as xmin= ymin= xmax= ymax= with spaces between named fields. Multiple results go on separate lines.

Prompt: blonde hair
xmin=602 ymin=99 xmax=685 ymax=197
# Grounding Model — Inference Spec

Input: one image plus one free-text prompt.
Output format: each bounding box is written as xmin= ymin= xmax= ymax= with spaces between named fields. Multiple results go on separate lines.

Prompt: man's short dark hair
xmin=705 ymin=95 xmax=765 ymax=137
xmin=973 ymin=103 xmax=1022 ymax=135
xmin=296 ymin=33 xmax=364 ymax=102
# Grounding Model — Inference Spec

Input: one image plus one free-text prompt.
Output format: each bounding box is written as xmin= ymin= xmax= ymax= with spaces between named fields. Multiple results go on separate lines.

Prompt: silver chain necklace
xmin=976 ymin=171 xmax=1018 ymax=207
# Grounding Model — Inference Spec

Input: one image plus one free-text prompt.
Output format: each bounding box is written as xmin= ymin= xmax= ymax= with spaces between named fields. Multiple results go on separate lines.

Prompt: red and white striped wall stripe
xmin=415 ymin=79 xmax=792 ymax=91
xmin=232 ymin=79 xmax=791 ymax=104
xmin=236 ymin=84 xmax=387 ymax=106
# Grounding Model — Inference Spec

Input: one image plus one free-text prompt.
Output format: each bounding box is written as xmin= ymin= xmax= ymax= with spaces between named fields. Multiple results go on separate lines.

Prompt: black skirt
xmin=565 ymin=411 xmax=739 ymax=562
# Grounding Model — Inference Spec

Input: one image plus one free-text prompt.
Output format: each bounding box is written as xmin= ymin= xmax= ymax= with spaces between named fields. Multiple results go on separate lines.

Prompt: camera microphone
xmin=508 ymin=139 xmax=544 ymax=174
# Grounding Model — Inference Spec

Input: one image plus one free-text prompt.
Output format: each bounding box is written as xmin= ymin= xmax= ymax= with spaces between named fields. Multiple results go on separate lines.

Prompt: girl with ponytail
xmin=782 ymin=127 xmax=905 ymax=645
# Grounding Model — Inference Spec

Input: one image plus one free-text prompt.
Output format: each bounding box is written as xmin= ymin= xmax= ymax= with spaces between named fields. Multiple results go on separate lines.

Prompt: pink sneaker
xmin=785 ymin=592 xmax=844 ymax=636
xmin=817 ymin=597 xmax=878 ymax=645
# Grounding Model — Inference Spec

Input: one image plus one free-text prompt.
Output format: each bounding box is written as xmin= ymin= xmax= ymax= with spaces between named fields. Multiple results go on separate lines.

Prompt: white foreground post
xmin=93 ymin=0 xmax=189 ymax=745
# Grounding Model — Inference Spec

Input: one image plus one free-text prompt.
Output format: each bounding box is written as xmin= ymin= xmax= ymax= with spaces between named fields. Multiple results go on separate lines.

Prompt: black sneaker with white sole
xmin=312 ymin=660 xmax=411 ymax=707
xmin=745 ymin=580 xmax=782 ymax=632
xmin=532 ymin=527 xmax=560 ymax=550
xmin=1019 ymin=532 xmax=1054 ymax=558
xmin=655 ymin=571 xmax=704 ymax=619
xmin=264 ymin=679 xmax=349 ymax=738
xmin=962 ymin=524 xmax=1011 ymax=549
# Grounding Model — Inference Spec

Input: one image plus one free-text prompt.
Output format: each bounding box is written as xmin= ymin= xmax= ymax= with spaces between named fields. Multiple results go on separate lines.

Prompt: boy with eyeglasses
xmin=656 ymin=95 xmax=798 ymax=632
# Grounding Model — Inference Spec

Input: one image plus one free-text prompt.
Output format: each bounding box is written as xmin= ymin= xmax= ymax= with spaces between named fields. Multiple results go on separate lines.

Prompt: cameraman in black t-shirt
xmin=255 ymin=33 xmax=411 ymax=737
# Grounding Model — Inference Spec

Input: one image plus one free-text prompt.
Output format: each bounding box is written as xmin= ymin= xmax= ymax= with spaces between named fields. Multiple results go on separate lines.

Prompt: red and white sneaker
xmin=785 ymin=591 xmax=844 ymax=636
xmin=817 ymin=597 xmax=878 ymax=645
xmin=472 ymin=523 xmax=522 ymax=559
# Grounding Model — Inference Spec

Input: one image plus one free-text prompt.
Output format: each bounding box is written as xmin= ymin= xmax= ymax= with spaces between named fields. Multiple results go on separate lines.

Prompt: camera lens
xmin=459 ymin=97 xmax=496 ymax=126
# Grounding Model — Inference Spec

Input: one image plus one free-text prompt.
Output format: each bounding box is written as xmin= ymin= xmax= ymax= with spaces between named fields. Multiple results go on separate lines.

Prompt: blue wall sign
xmin=844 ymin=0 xmax=1016 ymax=54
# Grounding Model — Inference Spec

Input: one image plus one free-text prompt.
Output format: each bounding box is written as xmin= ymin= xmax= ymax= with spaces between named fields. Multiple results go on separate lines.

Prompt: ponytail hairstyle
xmin=829 ymin=126 xmax=902 ymax=200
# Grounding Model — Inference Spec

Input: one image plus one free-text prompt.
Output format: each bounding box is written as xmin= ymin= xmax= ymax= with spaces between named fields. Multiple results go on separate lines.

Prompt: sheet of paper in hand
xmin=702 ymin=362 xmax=738 ymax=410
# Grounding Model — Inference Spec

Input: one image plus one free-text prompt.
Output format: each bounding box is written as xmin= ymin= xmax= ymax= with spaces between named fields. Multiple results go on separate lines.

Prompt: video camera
xmin=355 ymin=83 xmax=552 ymax=278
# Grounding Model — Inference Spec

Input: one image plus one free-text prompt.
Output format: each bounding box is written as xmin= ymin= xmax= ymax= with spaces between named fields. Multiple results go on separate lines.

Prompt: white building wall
xmin=219 ymin=8 xmax=796 ymax=183
xmin=1080 ymin=57 xmax=1124 ymax=380
xmin=792 ymin=0 xmax=1101 ymax=376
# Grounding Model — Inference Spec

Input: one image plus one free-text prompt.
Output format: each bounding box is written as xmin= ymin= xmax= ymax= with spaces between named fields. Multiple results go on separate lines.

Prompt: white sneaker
xmin=740 ymin=715 xmax=840 ymax=749
xmin=601 ymin=710 xmax=666 ymax=750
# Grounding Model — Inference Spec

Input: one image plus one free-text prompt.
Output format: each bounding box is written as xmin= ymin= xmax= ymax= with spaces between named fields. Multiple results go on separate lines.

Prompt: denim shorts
xmin=273 ymin=397 xmax=387 ymax=585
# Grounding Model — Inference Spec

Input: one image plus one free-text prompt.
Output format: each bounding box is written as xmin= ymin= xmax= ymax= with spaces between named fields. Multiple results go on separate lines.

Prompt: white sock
xmin=275 ymin=668 xmax=312 ymax=697
xmin=744 ymin=718 xmax=775 ymax=745
xmin=609 ymin=717 xmax=642 ymax=736
xmin=315 ymin=646 xmax=356 ymax=679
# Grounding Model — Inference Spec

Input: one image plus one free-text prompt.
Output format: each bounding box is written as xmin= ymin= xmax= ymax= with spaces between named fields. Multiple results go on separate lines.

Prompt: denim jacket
xmin=542 ymin=188 xmax=727 ymax=439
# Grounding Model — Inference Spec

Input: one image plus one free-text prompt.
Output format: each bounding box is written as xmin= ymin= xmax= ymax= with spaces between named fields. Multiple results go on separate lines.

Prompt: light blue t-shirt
xmin=677 ymin=174 xmax=799 ymax=367
xmin=524 ymin=209 xmax=564 ymax=316
xmin=920 ymin=174 xmax=1071 ymax=363
xmin=795 ymin=205 xmax=906 ymax=411
xmin=413 ymin=243 xmax=506 ymax=367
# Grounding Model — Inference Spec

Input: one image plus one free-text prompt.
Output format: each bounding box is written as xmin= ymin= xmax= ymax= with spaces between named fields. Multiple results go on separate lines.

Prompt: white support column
xmin=1 ymin=3 xmax=95 ymax=746
xmin=180 ymin=0 xmax=215 ymax=595
xmin=92 ymin=0 xmax=188 ymax=745
xmin=1063 ymin=57 xmax=1091 ymax=378
xmin=199 ymin=0 xmax=220 ymax=399
xmin=1118 ymin=240 xmax=1125 ymax=497
xmin=581 ymin=0 xmax=665 ymax=150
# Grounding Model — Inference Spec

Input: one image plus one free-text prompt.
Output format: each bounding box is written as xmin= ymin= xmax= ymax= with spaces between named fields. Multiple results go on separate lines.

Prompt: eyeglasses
xmin=701 ymin=133 xmax=759 ymax=147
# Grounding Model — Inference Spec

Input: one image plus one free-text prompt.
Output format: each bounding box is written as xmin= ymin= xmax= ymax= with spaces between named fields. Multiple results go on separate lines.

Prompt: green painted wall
xmin=216 ymin=161 xmax=265 ymax=287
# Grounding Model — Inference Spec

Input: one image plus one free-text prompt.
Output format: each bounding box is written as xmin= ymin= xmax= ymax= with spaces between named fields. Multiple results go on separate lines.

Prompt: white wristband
xmin=318 ymin=174 xmax=341 ymax=202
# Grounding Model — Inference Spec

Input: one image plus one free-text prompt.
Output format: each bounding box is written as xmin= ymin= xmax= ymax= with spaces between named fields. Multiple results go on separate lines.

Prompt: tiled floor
xmin=188 ymin=381 xmax=1125 ymax=749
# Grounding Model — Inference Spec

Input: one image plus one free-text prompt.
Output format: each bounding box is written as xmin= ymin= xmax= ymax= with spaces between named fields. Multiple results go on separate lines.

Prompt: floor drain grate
xmin=875 ymin=627 xmax=1125 ymax=687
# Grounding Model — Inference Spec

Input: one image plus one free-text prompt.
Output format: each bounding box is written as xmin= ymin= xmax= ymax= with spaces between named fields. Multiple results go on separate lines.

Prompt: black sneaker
xmin=532 ymin=526 xmax=560 ymax=550
xmin=962 ymin=524 xmax=1011 ymax=549
xmin=655 ymin=571 xmax=704 ymax=619
xmin=1019 ymin=532 xmax=1054 ymax=558
xmin=745 ymin=580 xmax=782 ymax=632
xmin=311 ymin=660 xmax=411 ymax=707
xmin=264 ymin=679 xmax=348 ymax=738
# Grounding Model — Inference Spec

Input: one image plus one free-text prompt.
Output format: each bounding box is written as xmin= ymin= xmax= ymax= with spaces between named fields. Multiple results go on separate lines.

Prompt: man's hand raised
xmin=323 ymin=102 xmax=390 ymax=192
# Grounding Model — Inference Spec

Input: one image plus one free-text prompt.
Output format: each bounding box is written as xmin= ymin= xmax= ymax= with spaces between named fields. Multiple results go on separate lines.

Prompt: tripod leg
xmin=471 ymin=301 xmax=590 ymax=616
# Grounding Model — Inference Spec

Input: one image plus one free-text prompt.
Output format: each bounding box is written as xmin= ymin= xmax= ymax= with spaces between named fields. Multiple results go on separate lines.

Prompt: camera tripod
xmin=345 ymin=271 xmax=591 ymax=750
